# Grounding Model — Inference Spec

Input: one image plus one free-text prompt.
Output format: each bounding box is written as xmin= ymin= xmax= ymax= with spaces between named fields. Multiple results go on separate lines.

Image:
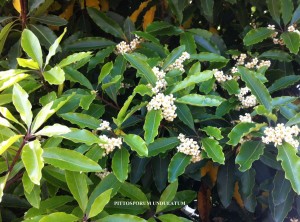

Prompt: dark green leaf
xmin=144 ymin=110 xmax=163 ymax=144
xmin=176 ymin=103 xmax=195 ymax=130
xmin=101 ymin=214 xmax=146 ymax=222
xmin=64 ymin=66 xmax=93 ymax=90
xmin=148 ymin=137 xmax=180 ymax=157
xmin=267 ymin=0 xmax=281 ymax=24
xmin=168 ymin=152 xmax=191 ymax=183
xmin=123 ymin=134 xmax=148 ymax=156
xmin=281 ymin=32 xmax=300 ymax=54
xmin=268 ymin=75 xmax=300 ymax=93
xmin=156 ymin=180 xmax=178 ymax=213
xmin=176 ymin=94 xmax=225 ymax=107
xmin=31 ymin=15 xmax=67 ymax=26
xmin=243 ymin=28 xmax=274 ymax=46
xmin=281 ymin=0 xmax=293 ymax=25
xmin=65 ymin=37 xmax=115 ymax=51
xmin=202 ymin=137 xmax=225 ymax=164
xmin=259 ymin=50 xmax=292 ymax=62
xmin=162 ymin=45 xmax=185 ymax=70
xmin=227 ymin=122 xmax=256 ymax=146
xmin=112 ymin=148 xmax=130 ymax=182
xmin=59 ymin=113 xmax=100 ymax=130
xmin=0 ymin=22 xmax=14 ymax=55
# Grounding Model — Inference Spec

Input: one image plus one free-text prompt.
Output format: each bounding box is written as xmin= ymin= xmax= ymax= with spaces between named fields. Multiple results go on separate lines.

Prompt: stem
xmin=20 ymin=0 xmax=27 ymax=30
xmin=96 ymin=94 xmax=120 ymax=110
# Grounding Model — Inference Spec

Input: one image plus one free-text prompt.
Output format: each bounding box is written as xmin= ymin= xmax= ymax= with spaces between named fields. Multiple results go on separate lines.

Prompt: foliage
xmin=0 ymin=0 xmax=300 ymax=221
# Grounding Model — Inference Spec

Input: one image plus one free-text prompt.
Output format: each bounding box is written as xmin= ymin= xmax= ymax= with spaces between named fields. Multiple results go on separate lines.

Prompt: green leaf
xmin=162 ymin=45 xmax=185 ymax=70
xmin=65 ymin=37 xmax=116 ymax=51
xmin=88 ymin=188 xmax=112 ymax=218
xmin=272 ymin=171 xmax=292 ymax=206
xmin=202 ymin=126 xmax=223 ymax=140
xmin=31 ymin=94 xmax=73 ymax=133
xmin=222 ymin=79 xmax=240 ymax=95
xmin=217 ymin=158 xmax=235 ymax=207
xmin=98 ymin=62 xmax=113 ymax=85
xmin=170 ymin=70 xmax=213 ymax=93
xmin=236 ymin=141 xmax=265 ymax=172
xmin=102 ymin=75 xmax=122 ymax=90
xmin=101 ymin=214 xmax=147 ymax=222
xmin=238 ymin=66 xmax=273 ymax=111
xmin=158 ymin=214 xmax=192 ymax=222
xmin=259 ymin=50 xmax=292 ymax=62
xmin=156 ymin=180 xmax=178 ymax=213
xmin=87 ymin=7 xmax=125 ymax=39
xmin=243 ymin=27 xmax=274 ymax=46
xmin=59 ymin=113 xmax=100 ymax=130
xmin=0 ymin=174 xmax=8 ymax=202
xmin=43 ymin=66 xmax=65 ymax=85
xmin=180 ymin=32 xmax=197 ymax=54
xmin=0 ymin=73 xmax=29 ymax=92
xmin=168 ymin=152 xmax=191 ymax=183
xmin=123 ymin=134 xmax=148 ymax=157
xmin=43 ymin=147 xmax=102 ymax=172
xmin=167 ymin=0 xmax=186 ymax=24
xmin=35 ymin=123 xmax=71 ymax=136
xmin=58 ymin=52 xmax=92 ymax=68
xmin=45 ymin=28 xmax=66 ymax=67
xmin=176 ymin=103 xmax=195 ymax=130
xmin=17 ymin=58 xmax=39 ymax=69
xmin=24 ymin=185 xmax=41 ymax=208
xmin=65 ymin=171 xmax=88 ymax=212
xmin=31 ymin=15 xmax=67 ymax=26
xmin=227 ymin=122 xmax=256 ymax=146
xmin=144 ymin=110 xmax=163 ymax=144
xmin=21 ymin=140 xmax=44 ymax=185
xmin=22 ymin=172 xmax=34 ymax=194
xmin=112 ymin=148 xmax=130 ymax=182
xmin=12 ymin=83 xmax=33 ymax=128
xmin=64 ymin=66 xmax=93 ymax=90
xmin=282 ymin=0 xmax=294 ymax=25
xmin=28 ymin=24 xmax=57 ymax=50
xmin=0 ymin=22 xmax=14 ymax=55
xmin=286 ymin=113 xmax=300 ymax=126
xmin=268 ymin=75 xmax=300 ymax=93
xmin=0 ymin=135 xmax=22 ymax=155
xmin=277 ymin=142 xmax=300 ymax=194
xmin=191 ymin=52 xmax=229 ymax=63
xmin=48 ymin=127 xmax=101 ymax=145
xmin=199 ymin=0 xmax=214 ymax=23
xmin=281 ymin=32 xmax=300 ymax=54
xmin=124 ymin=54 xmax=157 ymax=86
xmin=270 ymin=189 xmax=294 ymax=222
xmin=267 ymin=0 xmax=281 ymax=24
xmin=39 ymin=212 xmax=78 ymax=222
xmin=119 ymin=182 xmax=149 ymax=203
xmin=148 ymin=137 xmax=180 ymax=157
xmin=291 ymin=4 xmax=300 ymax=24
xmin=202 ymin=137 xmax=225 ymax=164
xmin=146 ymin=21 xmax=183 ymax=36
xmin=176 ymin=94 xmax=225 ymax=107
xmin=87 ymin=173 xmax=122 ymax=212
xmin=21 ymin=29 xmax=43 ymax=69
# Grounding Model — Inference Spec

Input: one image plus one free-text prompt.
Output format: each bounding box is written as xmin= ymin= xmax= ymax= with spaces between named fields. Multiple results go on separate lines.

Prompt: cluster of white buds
xmin=97 ymin=120 xmax=111 ymax=131
xmin=262 ymin=124 xmax=300 ymax=148
xmin=99 ymin=135 xmax=123 ymax=155
xmin=245 ymin=57 xmax=258 ymax=69
xmin=213 ymin=69 xmax=233 ymax=83
xmin=267 ymin=24 xmax=275 ymax=30
xmin=151 ymin=66 xmax=168 ymax=94
xmin=116 ymin=35 xmax=143 ymax=54
xmin=120 ymin=82 xmax=131 ymax=89
xmin=166 ymin=52 xmax=190 ymax=72
xmin=231 ymin=67 xmax=238 ymax=74
xmin=147 ymin=93 xmax=177 ymax=121
xmin=234 ymin=53 xmax=247 ymax=65
xmin=95 ymin=168 xmax=111 ymax=180
xmin=288 ymin=25 xmax=300 ymax=35
xmin=256 ymin=60 xmax=271 ymax=69
xmin=177 ymin=134 xmax=201 ymax=163
xmin=239 ymin=113 xmax=253 ymax=123
xmin=237 ymin=87 xmax=257 ymax=108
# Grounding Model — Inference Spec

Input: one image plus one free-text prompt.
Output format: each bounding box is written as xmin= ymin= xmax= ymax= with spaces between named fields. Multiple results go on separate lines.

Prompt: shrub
xmin=0 ymin=0 xmax=300 ymax=221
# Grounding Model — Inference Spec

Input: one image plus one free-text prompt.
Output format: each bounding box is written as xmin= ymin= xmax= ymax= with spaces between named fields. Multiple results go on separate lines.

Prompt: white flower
xmin=151 ymin=67 xmax=167 ymax=94
xmin=147 ymin=93 xmax=177 ymax=121
xmin=231 ymin=67 xmax=238 ymax=74
xmin=256 ymin=60 xmax=271 ymax=69
xmin=166 ymin=52 xmax=190 ymax=72
xmin=239 ymin=113 xmax=252 ymax=123
xmin=177 ymin=134 xmax=201 ymax=163
xmin=267 ymin=24 xmax=275 ymax=30
xmin=237 ymin=87 xmax=257 ymax=108
xmin=97 ymin=120 xmax=111 ymax=131
xmin=116 ymin=36 xmax=142 ymax=54
xmin=99 ymin=135 xmax=123 ymax=155
xmin=288 ymin=25 xmax=295 ymax=32
xmin=213 ymin=69 xmax=232 ymax=83
xmin=262 ymin=124 xmax=299 ymax=148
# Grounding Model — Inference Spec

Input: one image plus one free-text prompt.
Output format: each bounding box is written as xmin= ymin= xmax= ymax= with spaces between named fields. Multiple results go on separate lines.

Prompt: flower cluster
xmin=116 ymin=35 xmax=142 ymax=54
xmin=151 ymin=66 xmax=167 ymax=94
xmin=177 ymin=134 xmax=201 ymax=163
xmin=267 ymin=24 xmax=275 ymax=30
xmin=147 ymin=93 xmax=177 ymax=121
xmin=97 ymin=120 xmax=111 ymax=131
xmin=95 ymin=168 xmax=111 ymax=180
xmin=233 ymin=54 xmax=271 ymax=69
xmin=166 ymin=52 xmax=190 ymax=72
xmin=213 ymin=69 xmax=233 ymax=83
xmin=99 ymin=135 xmax=123 ymax=155
xmin=239 ymin=113 xmax=253 ymax=123
xmin=262 ymin=124 xmax=300 ymax=148
xmin=237 ymin=87 xmax=257 ymax=108
xmin=288 ymin=25 xmax=300 ymax=35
